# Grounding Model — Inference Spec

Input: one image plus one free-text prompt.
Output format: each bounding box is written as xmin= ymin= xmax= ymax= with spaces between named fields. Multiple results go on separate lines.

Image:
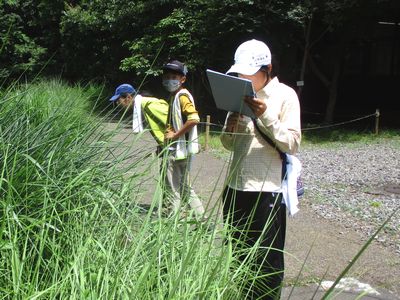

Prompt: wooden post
xmin=375 ymin=109 xmax=380 ymax=135
xmin=205 ymin=115 xmax=210 ymax=151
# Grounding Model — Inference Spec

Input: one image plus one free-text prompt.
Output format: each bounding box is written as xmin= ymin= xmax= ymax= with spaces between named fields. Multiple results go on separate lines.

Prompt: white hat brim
xmin=226 ymin=64 xmax=259 ymax=76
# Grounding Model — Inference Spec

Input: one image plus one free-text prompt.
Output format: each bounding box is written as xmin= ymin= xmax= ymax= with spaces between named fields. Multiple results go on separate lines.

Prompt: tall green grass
xmin=0 ymin=80 xmax=256 ymax=299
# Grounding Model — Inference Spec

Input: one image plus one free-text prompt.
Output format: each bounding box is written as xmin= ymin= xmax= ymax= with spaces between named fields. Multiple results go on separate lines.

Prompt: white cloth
xmin=171 ymin=89 xmax=199 ymax=160
xmin=132 ymin=95 xmax=144 ymax=133
xmin=281 ymin=154 xmax=301 ymax=216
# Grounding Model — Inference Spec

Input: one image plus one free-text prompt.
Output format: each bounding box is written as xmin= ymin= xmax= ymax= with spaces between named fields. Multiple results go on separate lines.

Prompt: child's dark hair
xmin=162 ymin=69 xmax=184 ymax=76
xmin=119 ymin=92 xmax=131 ymax=98
xmin=260 ymin=65 xmax=272 ymax=78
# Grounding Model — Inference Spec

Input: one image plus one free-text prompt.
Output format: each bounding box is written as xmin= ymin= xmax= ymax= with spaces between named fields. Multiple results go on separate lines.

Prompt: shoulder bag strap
xmin=252 ymin=119 xmax=287 ymax=179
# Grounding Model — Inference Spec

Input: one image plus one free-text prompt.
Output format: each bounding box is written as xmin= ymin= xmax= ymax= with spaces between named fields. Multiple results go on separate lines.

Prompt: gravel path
xmin=298 ymin=138 xmax=400 ymax=255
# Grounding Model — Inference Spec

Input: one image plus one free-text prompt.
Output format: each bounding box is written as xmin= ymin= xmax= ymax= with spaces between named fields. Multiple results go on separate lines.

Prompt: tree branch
xmin=308 ymin=54 xmax=330 ymax=88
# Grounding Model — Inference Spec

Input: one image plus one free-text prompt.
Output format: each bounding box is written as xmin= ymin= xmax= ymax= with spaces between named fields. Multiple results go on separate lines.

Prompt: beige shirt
xmin=220 ymin=77 xmax=301 ymax=192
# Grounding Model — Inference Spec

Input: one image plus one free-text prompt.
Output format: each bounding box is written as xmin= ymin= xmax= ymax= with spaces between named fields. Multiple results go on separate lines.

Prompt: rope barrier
xmin=301 ymin=110 xmax=325 ymax=115
xmin=198 ymin=121 xmax=224 ymax=129
xmin=301 ymin=109 xmax=370 ymax=117
xmin=198 ymin=111 xmax=378 ymax=132
xmin=111 ymin=111 xmax=380 ymax=139
xmin=301 ymin=113 xmax=377 ymax=131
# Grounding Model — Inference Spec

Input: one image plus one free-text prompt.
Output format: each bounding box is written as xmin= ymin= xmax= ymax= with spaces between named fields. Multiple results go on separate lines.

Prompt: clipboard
xmin=206 ymin=69 xmax=255 ymax=118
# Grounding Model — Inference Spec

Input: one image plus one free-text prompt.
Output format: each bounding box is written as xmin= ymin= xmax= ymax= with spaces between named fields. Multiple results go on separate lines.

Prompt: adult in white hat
xmin=220 ymin=39 xmax=302 ymax=299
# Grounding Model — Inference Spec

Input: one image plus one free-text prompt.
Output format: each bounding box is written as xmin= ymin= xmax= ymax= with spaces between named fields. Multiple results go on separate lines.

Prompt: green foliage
xmin=0 ymin=0 xmax=65 ymax=80
xmin=59 ymin=0 xmax=173 ymax=81
xmin=1 ymin=0 xmax=399 ymax=128
xmin=370 ymin=201 xmax=382 ymax=208
xmin=0 ymin=10 xmax=44 ymax=78
xmin=120 ymin=0 xmax=271 ymax=77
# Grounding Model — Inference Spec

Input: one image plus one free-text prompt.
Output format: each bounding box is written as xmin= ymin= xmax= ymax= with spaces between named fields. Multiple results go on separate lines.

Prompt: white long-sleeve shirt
xmin=220 ymin=77 xmax=301 ymax=192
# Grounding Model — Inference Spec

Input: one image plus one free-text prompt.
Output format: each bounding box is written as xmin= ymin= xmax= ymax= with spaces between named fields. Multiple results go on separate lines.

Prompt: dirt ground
xmin=106 ymin=121 xmax=400 ymax=298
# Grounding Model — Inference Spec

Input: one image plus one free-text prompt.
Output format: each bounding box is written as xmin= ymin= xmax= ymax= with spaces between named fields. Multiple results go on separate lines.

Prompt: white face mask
xmin=162 ymin=79 xmax=181 ymax=92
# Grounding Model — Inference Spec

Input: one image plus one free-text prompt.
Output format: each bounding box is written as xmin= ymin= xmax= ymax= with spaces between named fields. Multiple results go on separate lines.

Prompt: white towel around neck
xmin=132 ymin=94 xmax=144 ymax=133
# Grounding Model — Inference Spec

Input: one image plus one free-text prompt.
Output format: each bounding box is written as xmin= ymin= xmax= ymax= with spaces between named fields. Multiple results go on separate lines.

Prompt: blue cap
xmin=109 ymin=84 xmax=136 ymax=102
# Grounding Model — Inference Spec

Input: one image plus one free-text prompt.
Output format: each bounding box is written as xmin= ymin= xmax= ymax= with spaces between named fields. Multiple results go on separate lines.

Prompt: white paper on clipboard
xmin=206 ymin=69 xmax=256 ymax=118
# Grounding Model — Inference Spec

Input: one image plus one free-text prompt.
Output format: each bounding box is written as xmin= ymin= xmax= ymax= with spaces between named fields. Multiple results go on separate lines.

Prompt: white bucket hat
xmin=226 ymin=39 xmax=271 ymax=75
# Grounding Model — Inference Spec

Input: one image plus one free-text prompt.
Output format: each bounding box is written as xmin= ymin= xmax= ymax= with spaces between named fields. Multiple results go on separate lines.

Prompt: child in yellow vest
xmin=161 ymin=60 xmax=205 ymax=218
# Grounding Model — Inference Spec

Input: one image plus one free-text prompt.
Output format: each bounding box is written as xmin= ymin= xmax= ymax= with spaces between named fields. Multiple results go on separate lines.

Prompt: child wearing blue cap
xmin=109 ymin=83 xmax=168 ymax=147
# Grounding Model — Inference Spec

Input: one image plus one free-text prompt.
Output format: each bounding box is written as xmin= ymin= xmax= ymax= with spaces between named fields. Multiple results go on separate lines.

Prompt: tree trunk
xmin=324 ymin=44 xmax=344 ymax=123
xmin=297 ymin=13 xmax=313 ymax=99
xmin=324 ymin=70 xmax=339 ymax=123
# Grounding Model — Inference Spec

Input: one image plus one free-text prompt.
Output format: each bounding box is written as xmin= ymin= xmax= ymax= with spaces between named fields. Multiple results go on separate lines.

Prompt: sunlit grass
xmin=302 ymin=127 xmax=400 ymax=145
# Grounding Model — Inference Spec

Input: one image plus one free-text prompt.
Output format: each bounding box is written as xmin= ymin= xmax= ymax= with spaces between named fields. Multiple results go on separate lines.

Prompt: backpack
xmin=253 ymin=120 xmax=304 ymax=197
